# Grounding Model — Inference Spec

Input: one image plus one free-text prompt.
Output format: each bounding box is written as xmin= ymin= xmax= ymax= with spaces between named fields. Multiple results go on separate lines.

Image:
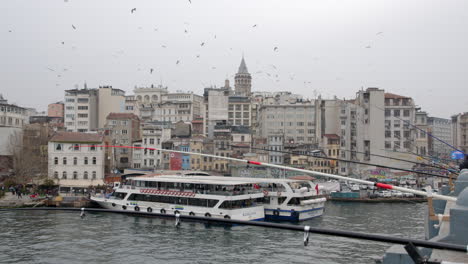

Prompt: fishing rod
xmin=80 ymin=145 xmax=457 ymax=202
xmin=383 ymin=148 xmax=455 ymax=165
xmin=370 ymin=103 xmax=464 ymax=154
xmin=1 ymin=207 xmax=465 ymax=255
xmin=227 ymin=144 xmax=451 ymax=179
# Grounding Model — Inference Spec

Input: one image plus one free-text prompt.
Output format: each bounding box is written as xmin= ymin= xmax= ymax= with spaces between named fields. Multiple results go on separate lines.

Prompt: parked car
xmin=391 ymin=191 xmax=404 ymax=198
xmin=403 ymin=192 xmax=415 ymax=198
xmin=378 ymin=191 xmax=392 ymax=198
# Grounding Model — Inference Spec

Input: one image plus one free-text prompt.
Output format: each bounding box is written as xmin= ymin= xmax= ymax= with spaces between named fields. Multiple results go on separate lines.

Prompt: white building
xmin=64 ymin=85 xmax=125 ymax=132
xmin=0 ymin=94 xmax=28 ymax=156
xmin=132 ymin=84 xmax=203 ymax=124
xmin=427 ymin=116 xmax=452 ymax=158
xmin=451 ymin=113 xmax=468 ymax=153
xmin=48 ymin=132 xmax=105 ymax=187
xmin=133 ymin=123 xmax=172 ymax=170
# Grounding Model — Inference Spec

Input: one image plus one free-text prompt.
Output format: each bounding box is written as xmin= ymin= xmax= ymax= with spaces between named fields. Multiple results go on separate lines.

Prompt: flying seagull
xmin=150 ymin=68 xmax=154 ymax=74
xmin=131 ymin=8 xmax=136 ymax=13
xmin=46 ymin=67 xmax=55 ymax=72
xmin=61 ymin=41 xmax=65 ymax=45
xmin=196 ymin=55 xmax=200 ymax=58
xmin=252 ymin=24 xmax=257 ymax=27
xmin=365 ymin=45 xmax=371 ymax=49
xmin=188 ymin=0 xmax=191 ymax=3
xmin=72 ymin=25 xmax=76 ymax=30
xmin=161 ymin=45 xmax=167 ymax=48
xmin=200 ymin=42 xmax=205 ymax=46
xmin=184 ymin=29 xmax=188 ymax=33
xmin=376 ymin=31 xmax=383 ymax=35
xmin=176 ymin=60 xmax=180 ymax=65
xmin=273 ymin=47 xmax=278 ymax=51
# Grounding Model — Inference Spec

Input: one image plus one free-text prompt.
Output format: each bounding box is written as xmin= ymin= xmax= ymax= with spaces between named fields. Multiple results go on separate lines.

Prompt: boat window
xmin=255 ymin=197 xmax=270 ymax=204
xmin=218 ymin=199 xmax=257 ymax=209
xmin=277 ymin=197 xmax=287 ymax=205
xmin=127 ymin=194 xmax=219 ymax=208
xmin=112 ymin=192 xmax=127 ymax=200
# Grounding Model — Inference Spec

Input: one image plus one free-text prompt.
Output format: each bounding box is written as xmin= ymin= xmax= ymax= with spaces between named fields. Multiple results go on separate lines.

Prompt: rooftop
xmin=384 ymin=93 xmax=411 ymax=99
xmin=50 ymin=131 xmax=103 ymax=143
xmin=107 ymin=113 xmax=139 ymax=120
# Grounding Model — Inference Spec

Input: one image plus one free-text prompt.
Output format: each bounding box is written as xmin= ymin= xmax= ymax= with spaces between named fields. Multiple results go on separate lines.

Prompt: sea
xmin=0 ymin=201 xmax=426 ymax=264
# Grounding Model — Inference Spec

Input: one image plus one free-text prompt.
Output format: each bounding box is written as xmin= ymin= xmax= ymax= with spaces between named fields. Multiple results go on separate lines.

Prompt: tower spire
xmin=238 ymin=56 xmax=249 ymax=74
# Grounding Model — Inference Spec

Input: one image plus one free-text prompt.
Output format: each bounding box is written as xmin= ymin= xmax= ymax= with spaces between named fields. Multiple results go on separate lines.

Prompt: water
xmin=0 ymin=202 xmax=426 ymax=264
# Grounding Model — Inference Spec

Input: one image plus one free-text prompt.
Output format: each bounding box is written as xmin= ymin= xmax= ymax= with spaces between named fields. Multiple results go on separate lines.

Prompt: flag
xmin=315 ymin=184 xmax=319 ymax=195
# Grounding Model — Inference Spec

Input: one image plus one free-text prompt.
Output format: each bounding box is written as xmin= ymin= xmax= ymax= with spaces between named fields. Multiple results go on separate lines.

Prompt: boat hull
xmin=91 ymin=196 xmax=265 ymax=221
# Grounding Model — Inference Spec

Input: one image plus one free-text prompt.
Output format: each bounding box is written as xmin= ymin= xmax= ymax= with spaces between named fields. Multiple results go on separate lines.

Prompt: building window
xmin=394 ymin=110 xmax=400 ymax=117
xmin=92 ymin=157 xmax=97 ymax=165
xmin=90 ymin=145 xmax=96 ymax=151
xmin=73 ymin=171 xmax=78 ymax=179
xmin=84 ymin=157 xmax=88 ymax=165
xmin=385 ymin=131 xmax=391 ymax=138
xmin=122 ymin=130 xmax=128 ymax=135
xmin=83 ymin=171 xmax=88 ymax=179
xmin=385 ymin=110 xmax=391 ymax=117
xmin=54 ymin=157 xmax=58 ymax=165
xmin=62 ymin=171 xmax=67 ymax=179
xmin=73 ymin=144 xmax=80 ymax=151
xmin=385 ymin=141 xmax=391 ymax=149
xmin=54 ymin=171 xmax=58 ymax=179
xmin=73 ymin=157 xmax=77 ymax=165
xmin=92 ymin=171 xmax=96 ymax=179
xmin=55 ymin=143 xmax=63 ymax=151
xmin=149 ymin=138 xmax=154 ymax=144
xmin=63 ymin=157 xmax=67 ymax=165
xmin=403 ymin=110 xmax=410 ymax=117
xmin=134 ymin=163 xmax=141 ymax=168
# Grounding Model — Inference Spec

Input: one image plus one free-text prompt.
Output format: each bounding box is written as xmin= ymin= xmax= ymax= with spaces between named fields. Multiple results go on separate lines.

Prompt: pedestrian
xmin=460 ymin=155 xmax=468 ymax=171
xmin=17 ymin=190 xmax=22 ymax=199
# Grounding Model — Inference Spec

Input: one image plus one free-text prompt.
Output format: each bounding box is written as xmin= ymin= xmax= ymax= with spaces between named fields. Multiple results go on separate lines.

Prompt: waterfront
xmin=0 ymin=202 xmax=426 ymax=264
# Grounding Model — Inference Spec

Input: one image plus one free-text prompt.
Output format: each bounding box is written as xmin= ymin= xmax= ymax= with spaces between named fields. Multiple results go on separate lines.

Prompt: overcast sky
xmin=2 ymin=0 xmax=467 ymax=118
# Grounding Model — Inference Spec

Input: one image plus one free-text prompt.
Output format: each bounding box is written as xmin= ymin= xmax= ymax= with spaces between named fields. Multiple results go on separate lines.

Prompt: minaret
xmin=234 ymin=57 xmax=252 ymax=96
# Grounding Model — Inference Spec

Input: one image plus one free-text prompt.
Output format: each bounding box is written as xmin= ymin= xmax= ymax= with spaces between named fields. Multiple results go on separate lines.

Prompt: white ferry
xmin=91 ymin=175 xmax=265 ymax=221
xmin=247 ymin=178 xmax=326 ymax=221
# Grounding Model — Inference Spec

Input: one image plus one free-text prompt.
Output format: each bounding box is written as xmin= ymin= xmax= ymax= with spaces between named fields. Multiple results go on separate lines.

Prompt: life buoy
xmin=122 ymin=205 xmax=127 ymax=210
xmin=263 ymin=190 xmax=269 ymax=196
xmin=160 ymin=209 xmax=166 ymax=214
xmin=134 ymin=206 xmax=140 ymax=212
xmin=273 ymin=210 xmax=280 ymax=216
xmin=205 ymin=212 xmax=211 ymax=217
xmin=174 ymin=210 xmax=180 ymax=215
xmin=111 ymin=203 xmax=116 ymax=207
xmin=224 ymin=215 xmax=231 ymax=219
xmin=147 ymin=207 xmax=153 ymax=213
xmin=189 ymin=212 xmax=195 ymax=216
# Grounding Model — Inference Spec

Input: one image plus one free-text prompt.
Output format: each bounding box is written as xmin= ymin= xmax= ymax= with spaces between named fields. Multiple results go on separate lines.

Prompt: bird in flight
xmin=252 ymin=24 xmax=257 ymax=28
xmin=365 ymin=45 xmax=371 ymax=49
xmin=131 ymin=8 xmax=136 ymax=13
xmin=61 ymin=42 xmax=65 ymax=45
xmin=273 ymin=47 xmax=278 ymax=51
xmin=184 ymin=29 xmax=188 ymax=33
xmin=200 ymin=42 xmax=205 ymax=46
xmin=188 ymin=0 xmax=191 ymax=3
xmin=161 ymin=45 xmax=167 ymax=48
xmin=150 ymin=68 xmax=154 ymax=74
xmin=72 ymin=25 xmax=76 ymax=30
xmin=46 ymin=67 xmax=55 ymax=72
xmin=376 ymin=31 xmax=383 ymax=35
xmin=176 ymin=60 xmax=180 ymax=65
xmin=196 ymin=55 xmax=200 ymax=58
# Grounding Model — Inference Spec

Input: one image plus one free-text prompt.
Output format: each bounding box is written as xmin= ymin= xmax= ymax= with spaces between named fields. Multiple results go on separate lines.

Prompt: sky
xmin=2 ymin=0 xmax=467 ymax=118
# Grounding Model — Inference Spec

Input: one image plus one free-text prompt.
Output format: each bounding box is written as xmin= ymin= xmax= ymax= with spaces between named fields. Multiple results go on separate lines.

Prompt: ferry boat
xmin=250 ymin=178 xmax=326 ymax=221
xmin=91 ymin=175 xmax=265 ymax=221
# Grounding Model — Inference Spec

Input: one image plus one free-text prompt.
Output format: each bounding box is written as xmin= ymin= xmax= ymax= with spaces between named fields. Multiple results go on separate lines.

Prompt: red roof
xmin=384 ymin=93 xmax=410 ymax=99
xmin=106 ymin=113 xmax=139 ymax=120
xmin=323 ymin=134 xmax=340 ymax=139
xmin=50 ymin=132 xmax=104 ymax=143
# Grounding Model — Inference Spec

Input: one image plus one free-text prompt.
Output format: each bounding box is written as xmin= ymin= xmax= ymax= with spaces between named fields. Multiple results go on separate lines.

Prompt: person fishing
xmin=460 ymin=155 xmax=468 ymax=170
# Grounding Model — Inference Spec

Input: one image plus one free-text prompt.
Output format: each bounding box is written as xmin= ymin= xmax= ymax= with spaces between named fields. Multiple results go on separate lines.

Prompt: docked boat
xmin=251 ymin=178 xmax=326 ymax=221
xmin=91 ymin=175 xmax=265 ymax=221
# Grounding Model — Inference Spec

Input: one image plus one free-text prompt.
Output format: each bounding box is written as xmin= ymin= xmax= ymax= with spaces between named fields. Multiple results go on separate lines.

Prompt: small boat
xmin=252 ymin=178 xmax=326 ymax=221
xmin=91 ymin=175 xmax=265 ymax=221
